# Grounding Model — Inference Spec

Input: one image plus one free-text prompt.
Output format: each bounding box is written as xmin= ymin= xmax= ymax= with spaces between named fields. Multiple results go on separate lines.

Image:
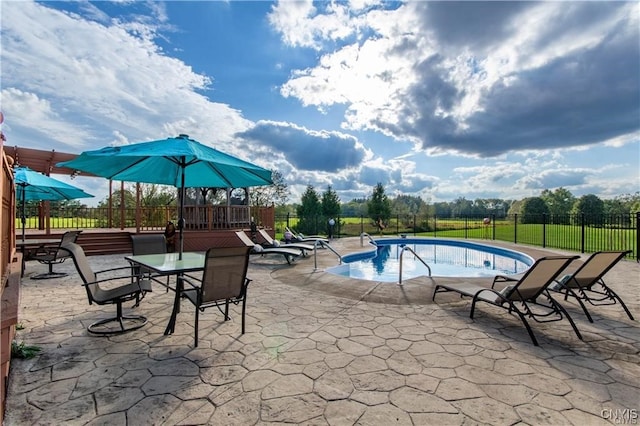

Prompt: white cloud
xmin=271 ymin=1 xmax=639 ymax=158
xmin=1 ymin=1 xmax=253 ymax=157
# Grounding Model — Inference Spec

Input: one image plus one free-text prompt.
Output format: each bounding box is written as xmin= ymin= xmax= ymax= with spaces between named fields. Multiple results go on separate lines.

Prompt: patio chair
xmin=235 ymin=231 xmax=302 ymax=264
xmin=29 ymin=230 xmax=82 ymax=280
xmin=551 ymin=251 xmax=634 ymax=321
xmin=179 ymin=246 xmax=252 ymax=347
xmin=257 ymin=228 xmax=315 ymax=256
xmin=432 ymin=255 xmax=581 ymax=346
xmin=130 ymin=233 xmax=170 ymax=291
xmin=62 ymin=242 xmax=152 ymax=335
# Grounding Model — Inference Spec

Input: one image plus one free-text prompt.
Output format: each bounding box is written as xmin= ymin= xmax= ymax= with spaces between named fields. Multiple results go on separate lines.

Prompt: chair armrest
xmin=178 ymin=275 xmax=202 ymax=290
xmin=84 ymin=272 xmax=147 ymax=286
xmin=491 ymin=274 xmax=519 ymax=288
xmin=95 ymin=265 xmax=140 ymax=277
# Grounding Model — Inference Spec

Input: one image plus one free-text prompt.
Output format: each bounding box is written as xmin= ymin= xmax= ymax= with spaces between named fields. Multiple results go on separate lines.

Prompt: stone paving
xmin=4 ymin=237 xmax=639 ymax=425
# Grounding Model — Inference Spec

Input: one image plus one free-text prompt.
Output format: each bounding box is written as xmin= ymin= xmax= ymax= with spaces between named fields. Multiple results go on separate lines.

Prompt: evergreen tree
xmin=296 ymin=185 xmax=321 ymax=234
xmin=321 ymin=185 xmax=341 ymax=218
xmin=321 ymin=185 xmax=341 ymax=237
xmin=367 ymin=183 xmax=391 ymax=228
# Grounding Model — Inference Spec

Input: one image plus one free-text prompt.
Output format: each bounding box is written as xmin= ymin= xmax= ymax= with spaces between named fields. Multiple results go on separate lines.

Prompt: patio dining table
xmin=124 ymin=251 xmax=206 ymax=335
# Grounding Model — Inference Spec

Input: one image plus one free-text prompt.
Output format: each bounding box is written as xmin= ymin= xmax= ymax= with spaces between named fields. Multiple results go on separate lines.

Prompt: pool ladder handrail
xmin=398 ymin=245 xmax=431 ymax=285
xmin=313 ymin=239 xmax=342 ymax=272
xmin=360 ymin=232 xmax=376 ymax=247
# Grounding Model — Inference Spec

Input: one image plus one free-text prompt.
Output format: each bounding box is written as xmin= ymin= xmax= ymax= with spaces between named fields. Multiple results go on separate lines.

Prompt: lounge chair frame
xmin=553 ymin=250 xmax=634 ymax=321
xmin=179 ymin=246 xmax=252 ymax=347
xmin=63 ymin=242 xmax=152 ymax=335
xmin=257 ymin=228 xmax=315 ymax=256
xmin=235 ymin=231 xmax=302 ymax=264
xmin=433 ymin=255 xmax=581 ymax=346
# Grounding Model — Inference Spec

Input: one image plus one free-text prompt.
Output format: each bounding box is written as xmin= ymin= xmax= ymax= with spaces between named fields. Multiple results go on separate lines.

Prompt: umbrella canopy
xmin=57 ymin=134 xmax=273 ymax=257
xmin=14 ymin=166 xmax=94 ymax=241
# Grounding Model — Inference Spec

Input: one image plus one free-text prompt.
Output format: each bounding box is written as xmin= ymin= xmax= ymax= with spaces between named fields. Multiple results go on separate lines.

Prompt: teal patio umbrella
xmin=15 ymin=166 xmax=94 ymax=241
xmin=57 ymin=134 xmax=273 ymax=257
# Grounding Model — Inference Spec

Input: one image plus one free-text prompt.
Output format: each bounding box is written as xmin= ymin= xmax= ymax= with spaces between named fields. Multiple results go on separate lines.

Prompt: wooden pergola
xmin=2 ymin=145 xmax=97 ymax=178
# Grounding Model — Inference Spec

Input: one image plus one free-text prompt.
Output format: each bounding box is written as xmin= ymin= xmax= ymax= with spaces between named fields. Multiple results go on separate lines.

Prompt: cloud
xmin=517 ymin=169 xmax=590 ymax=190
xmin=272 ymin=1 xmax=639 ymax=157
xmin=1 ymin=1 xmax=253 ymax=156
xmin=236 ymin=120 xmax=369 ymax=172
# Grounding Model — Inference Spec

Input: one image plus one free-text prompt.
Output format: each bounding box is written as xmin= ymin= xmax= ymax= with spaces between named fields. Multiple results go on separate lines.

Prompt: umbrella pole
xmin=21 ymin=186 xmax=26 ymax=242
xmin=179 ymin=158 xmax=186 ymax=260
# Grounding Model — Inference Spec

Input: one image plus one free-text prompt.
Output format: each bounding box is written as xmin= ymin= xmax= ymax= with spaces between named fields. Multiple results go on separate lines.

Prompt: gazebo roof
xmin=2 ymin=145 xmax=97 ymax=177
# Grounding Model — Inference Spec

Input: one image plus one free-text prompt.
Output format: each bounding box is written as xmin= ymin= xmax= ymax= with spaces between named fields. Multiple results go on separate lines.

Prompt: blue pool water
xmin=327 ymin=238 xmax=534 ymax=282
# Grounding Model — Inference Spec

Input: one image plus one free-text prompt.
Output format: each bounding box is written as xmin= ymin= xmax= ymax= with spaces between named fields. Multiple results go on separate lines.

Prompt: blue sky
xmin=1 ymin=1 xmax=638 ymax=207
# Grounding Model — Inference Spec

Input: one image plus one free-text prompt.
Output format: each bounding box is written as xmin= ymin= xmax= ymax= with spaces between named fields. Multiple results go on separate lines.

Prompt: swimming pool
xmin=327 ymin=238 xmax=534 ymax=282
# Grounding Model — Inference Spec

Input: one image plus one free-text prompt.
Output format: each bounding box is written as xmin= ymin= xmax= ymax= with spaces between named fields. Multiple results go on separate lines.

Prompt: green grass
xmin=19 ymin=214 xmax=637 ymax=257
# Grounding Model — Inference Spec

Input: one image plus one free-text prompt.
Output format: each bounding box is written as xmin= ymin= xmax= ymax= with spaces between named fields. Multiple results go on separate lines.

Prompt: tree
xmin=321 ymin=185 xmax=341 ymax=236
xmin=367 ymin=183 xmax=391 ymax=228
xmin=451 ymin=197 xmax=473 ymax=217
xmin=341 ymin=198 xmax=368 ymax=217
xmin=571 ymin=194 xmax=605 ymax=226
xmin=520 ymin=197 xmax=550 ymax=224
xmin=296 ymin=185 xmax=321 ymax=234
xmin=250 ymin=169 xmax=289 ymax=207
xmin=540 ymin=188 xmax=575 ymax=224
xmin=136 ymin=183 xmax=176 ymax=207
xmin=321 ymin=185 xmax=341 ymax=217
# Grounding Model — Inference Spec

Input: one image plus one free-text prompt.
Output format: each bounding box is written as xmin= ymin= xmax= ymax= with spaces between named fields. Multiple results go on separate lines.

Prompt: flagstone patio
xmin=4 ymin=238 xmax=639 ymax=425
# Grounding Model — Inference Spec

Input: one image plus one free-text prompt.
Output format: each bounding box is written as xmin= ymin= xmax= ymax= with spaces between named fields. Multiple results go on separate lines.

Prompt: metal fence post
xmin=636 ymin=212 xmax=639 ymax=262
xmin=542 ymin=213 xmax=547 ymax=248
xmin=514 ymin=214 xmax=518 ymax=244
xmin=581 ymin=213 xmax=586 ymax=253
xmin=491 ymin=213 xmax=496 ymax=240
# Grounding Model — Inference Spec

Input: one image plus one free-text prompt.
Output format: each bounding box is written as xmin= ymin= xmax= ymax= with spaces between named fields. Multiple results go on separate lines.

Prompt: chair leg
xmin=550 ymin=298 xmax=583 ymax=340
xmin=31 ymin=262 xmax=68 ymax=280
xmin=194 ymin=307 xmax=200 ymax=347
xmin=224 ymin=300 xmax=230 ymax=321
xmin=566 ymin=288 xmax=594 ymax=323
xmin=241 ymin=296 xmax=247 ymax=334
xmin=471 ymin=297 xmax=539 ymax=346
xmin=514 ymin=310 xmax=539 ymax=346
xmin=88 ymin=301 xmax=147 ymax=335
xmin=603 ymin=286 xmax=635 ymax=320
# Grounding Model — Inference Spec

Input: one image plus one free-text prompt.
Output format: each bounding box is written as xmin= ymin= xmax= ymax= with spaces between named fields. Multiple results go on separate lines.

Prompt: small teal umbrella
xmin=15 ymin=166 xmax=94 ymax=241
xmin=58 ymin=134 xmax=273 ymax=257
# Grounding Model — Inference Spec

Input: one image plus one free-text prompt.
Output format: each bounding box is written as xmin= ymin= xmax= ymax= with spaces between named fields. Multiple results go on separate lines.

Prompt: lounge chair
xmin=432 ymin=255 xmax=581 ymax=346
xmin=29 ymin=230 xmax=82 ymax=280
xmin=257 ymin=228 xmax=316 ymax=255
xmin=286 ymin=227 xmax=329 ymax=244
xmin=63 ymin=242 xmax=152 ymax=335
xmin=235 ymin=231 xmax=302 ymax=264
xmin=551 ymin=251 xmax=634 ymax=321
xmin=179 ymin=246 xmax=252 ymax=347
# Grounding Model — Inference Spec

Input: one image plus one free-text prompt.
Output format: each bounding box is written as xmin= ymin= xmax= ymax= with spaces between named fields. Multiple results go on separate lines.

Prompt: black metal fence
xmin=277 ymin=212 xmax=639 ymax=261
xmin=17 ymin=206 xmax=639 ymax=260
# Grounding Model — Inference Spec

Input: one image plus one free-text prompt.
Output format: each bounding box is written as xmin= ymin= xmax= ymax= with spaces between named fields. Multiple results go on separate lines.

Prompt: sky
xmin=1 ymin=0 xmax=639 ymax=207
